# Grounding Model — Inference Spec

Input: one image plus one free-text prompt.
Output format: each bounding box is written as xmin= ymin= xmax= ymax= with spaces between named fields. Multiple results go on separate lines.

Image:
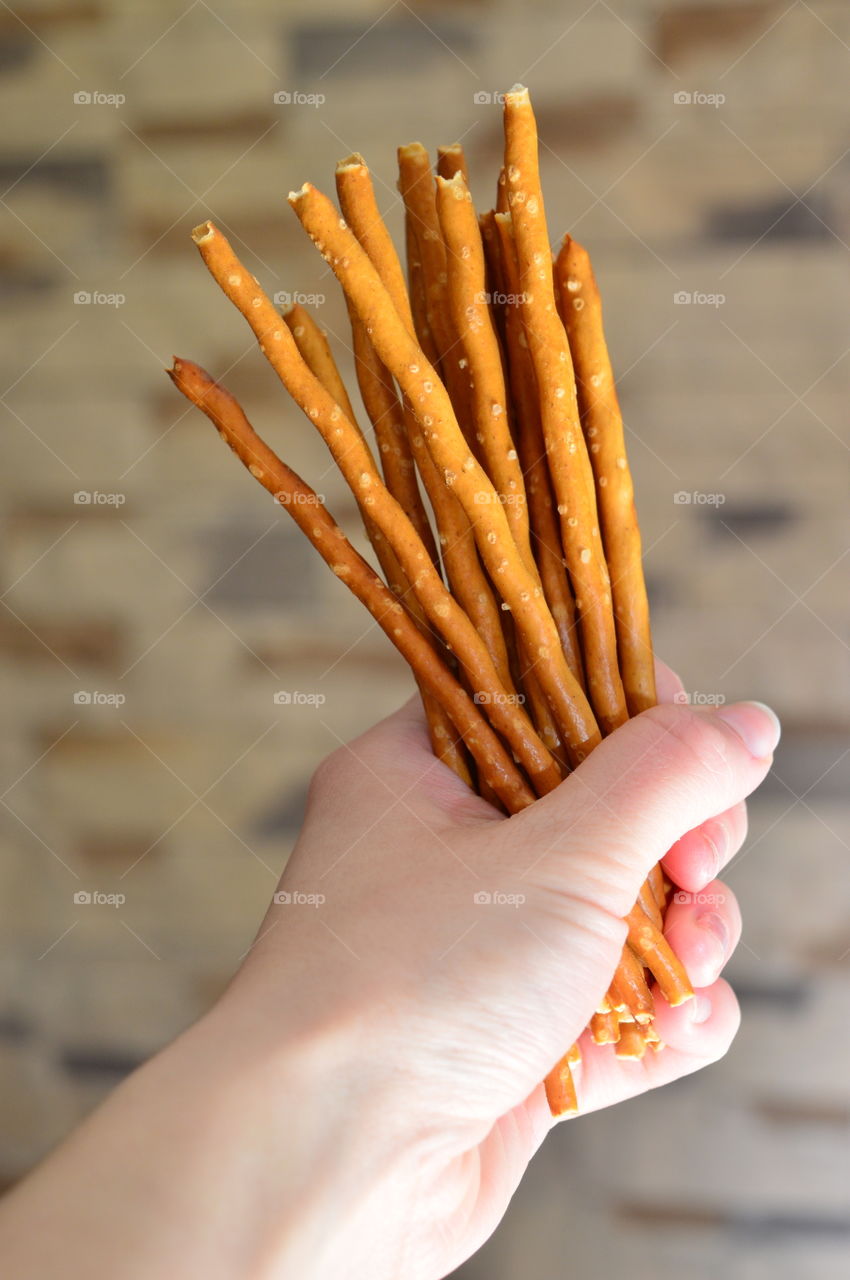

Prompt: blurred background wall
xmin=1 ymin=1 xmax=848 ymax=1275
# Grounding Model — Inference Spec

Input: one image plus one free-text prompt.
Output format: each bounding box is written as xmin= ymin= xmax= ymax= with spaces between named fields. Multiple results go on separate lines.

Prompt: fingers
xmin=662 ymin=800 xmax=748 ymax=891
xmin=663 ymin=878 xmax=741 ymax=988
xmin=549 ymin=978 xmax=741 ymax=1121
xmin=513 ymin=701 xmax=779 ymax=917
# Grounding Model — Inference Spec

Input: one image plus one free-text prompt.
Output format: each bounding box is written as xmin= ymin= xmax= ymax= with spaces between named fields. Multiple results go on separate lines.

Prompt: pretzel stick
xmin=615 ymin=1021 xmax=648 ymax=1060
xmin=490 ymin=212 xmax=585 ymax=688
xmin=637 ymin=877 xmax=663 ymax=932
xmin=544 ymin=1052 xmax=578 ymax=1116
xmin=436 ymin=142 xmax=468 ymax=183
xmin=434 ymin=172 xmax=533 ymax=568
xmin=625 ymin=903 xmax=693 ymax=1007
xmin=432 ymin=174 xmax=565 ymax=759
xmin=282 ymin=304 xmax=472 ymax=785
xmin=502 ymin=85 xmax=628 ymax=737
xmin=496 ymin=164 xmax=509 ymax=214
xmin=191 ymin=221 xmax=561 ymax=795
xmin=397 ymin=144 xmax=475 ymax=435
xmin=608 ymin=944 xmax=655 ymax=1025
xmin=555 ymin=235 xmax=657 ymax=715
xmin=590 ymin=1010 xmax=621 ymax=1045
xmin=336 ymin=158 xmax=515 ymax=691
xmin=168 ymin=357 xmax=534 ymax=812
xmin=286 ymin=184 xmax=601 ymax=766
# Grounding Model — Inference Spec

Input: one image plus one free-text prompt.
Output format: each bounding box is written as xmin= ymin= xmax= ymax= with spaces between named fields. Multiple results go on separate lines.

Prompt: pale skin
xmin=0 ymin=664 xmax=779 ymax=1279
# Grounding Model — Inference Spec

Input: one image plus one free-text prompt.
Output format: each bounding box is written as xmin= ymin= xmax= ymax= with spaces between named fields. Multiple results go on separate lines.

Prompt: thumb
xmin=514 ymin=701 xmax=779 ymax=917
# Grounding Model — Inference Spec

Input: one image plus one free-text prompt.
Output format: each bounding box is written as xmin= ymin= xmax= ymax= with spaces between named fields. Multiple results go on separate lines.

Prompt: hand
xmin=223 ymin=663 xmax=778 ymax=1277
xmin=0 ymin=667 xmax=778 ymax=1280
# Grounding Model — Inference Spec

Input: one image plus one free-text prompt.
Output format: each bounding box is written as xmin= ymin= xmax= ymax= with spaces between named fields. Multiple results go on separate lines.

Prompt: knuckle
xmin=307 ymin=747 xmax=349 ymax=801
xmin=635 ymin=704 xmax=736 ymax=789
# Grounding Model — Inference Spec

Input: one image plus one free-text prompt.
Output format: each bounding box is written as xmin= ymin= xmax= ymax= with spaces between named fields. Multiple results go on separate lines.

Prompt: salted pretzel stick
xmin=336 ymin=157 xmax=514 ymax=690
xmin=496 ymin=164 xmax=509 ymax=214
xmin=625 ymin=903 xmax=693 ymax=1007
xmin=345 ymin=310 xmax=440 ymax=564
xmin=436 ymin=142 xmax=468 ymax=183
xmin=638 ymin=877 xmax=663 ymax=932
xmin=608 ymin=944 xmax=655 ymax=1025
xmin=555 ymin=236 xmax=656 ymax=715
xmin=169 ymin=357 xmax=533 ymax=812
xmin=434 ymin=172 xmax=533 ymax=568
xmin=590 ymin=1010 xmax=621 ymax=1045
xmin=397 ymin=144 xmax=475 ymax=437
xmin=192 ymin=221 xmax=561 ymax=794
xmin=544 ymin=1054 xmax=578 ymax=1115
xmin=615 ymin=1021 xmax=648 ymax=1060
xmin=502 ymin=85 xmax=628 ymax=737
xmin=648 ymin=861 xmax=667 ymax=913
xmin=283 ymin=304 xmax=471 ymax=785
xmin=491 ymin=212 xmax=585 ymax=687
xmin=287 ymin=185 xmax=601 ymax=765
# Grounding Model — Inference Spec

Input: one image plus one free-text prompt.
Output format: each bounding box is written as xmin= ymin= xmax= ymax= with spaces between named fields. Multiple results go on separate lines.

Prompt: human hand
xmin=221 ymin=663 xmax=779 ymax=1278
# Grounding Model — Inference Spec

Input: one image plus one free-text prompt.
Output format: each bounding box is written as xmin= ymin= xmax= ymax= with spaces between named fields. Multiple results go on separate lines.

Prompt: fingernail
xmin=697 ymin=911 xmax=728 ymax=964
xmin=715 ymin=701 xmax=781 ymax=758
xmin=689 ymin=993 xmax=713 ymax=1024
xmin=701 ymin=821 xmax=727 ymax=877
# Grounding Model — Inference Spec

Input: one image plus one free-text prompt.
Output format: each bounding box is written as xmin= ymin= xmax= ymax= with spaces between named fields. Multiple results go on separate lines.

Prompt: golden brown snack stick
xmin=436 ymin=142 xmax=468 ymax=183
xmin=168 ymin=357 xmax=530 ymax=810
xmin=335 ymin=159 xmax=515 ymax=690
xmin=544 ymin=1054 xmax=578 ymax=1116
xmin=615 ymin=1021 xmax=648 ymax=1060
xmin=286 ymin=185 xmax=601 ymax=765
xmin=625 ymin=903 xmax=694 ymax=1008
xmin=555 ymin=235 xmax=657 ymax=715
xmin=502 ymin=85 xmax=627 ymax=736
xmin=191 ymin=220 xmax=561 ymax=794
xmin=397 ymin=144 xmax=475 ymax=440
xmin=282 ymin=303 xmax=470 ymax=784
xmin=608 ymin=944 xmax=655 ymax=1026
xmin=345 ymin=308 xmax=441 ymax=566
xmin=492 ymin=212 xmax=585 ymax=687
xmin=435 ymin=172 xmax=533 ymax=568
xmin=496 ymin=164 xmax=509 ymax=214
xmin=335 ymin=155 xmax=415 ymax=332
xmin=638 ymin=877 xmax=664 ymax=932
xmin=590 ymin=1010 xmax=621 ymax=1045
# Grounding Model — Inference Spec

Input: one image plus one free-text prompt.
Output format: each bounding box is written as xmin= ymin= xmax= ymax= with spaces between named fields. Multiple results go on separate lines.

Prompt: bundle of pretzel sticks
xmin=168 ymin=84 xmax=693 ymax=1115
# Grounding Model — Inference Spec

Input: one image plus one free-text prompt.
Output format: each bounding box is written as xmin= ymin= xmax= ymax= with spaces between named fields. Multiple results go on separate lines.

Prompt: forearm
xmin=0 ymin=996 xmax=415 ymax=1280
